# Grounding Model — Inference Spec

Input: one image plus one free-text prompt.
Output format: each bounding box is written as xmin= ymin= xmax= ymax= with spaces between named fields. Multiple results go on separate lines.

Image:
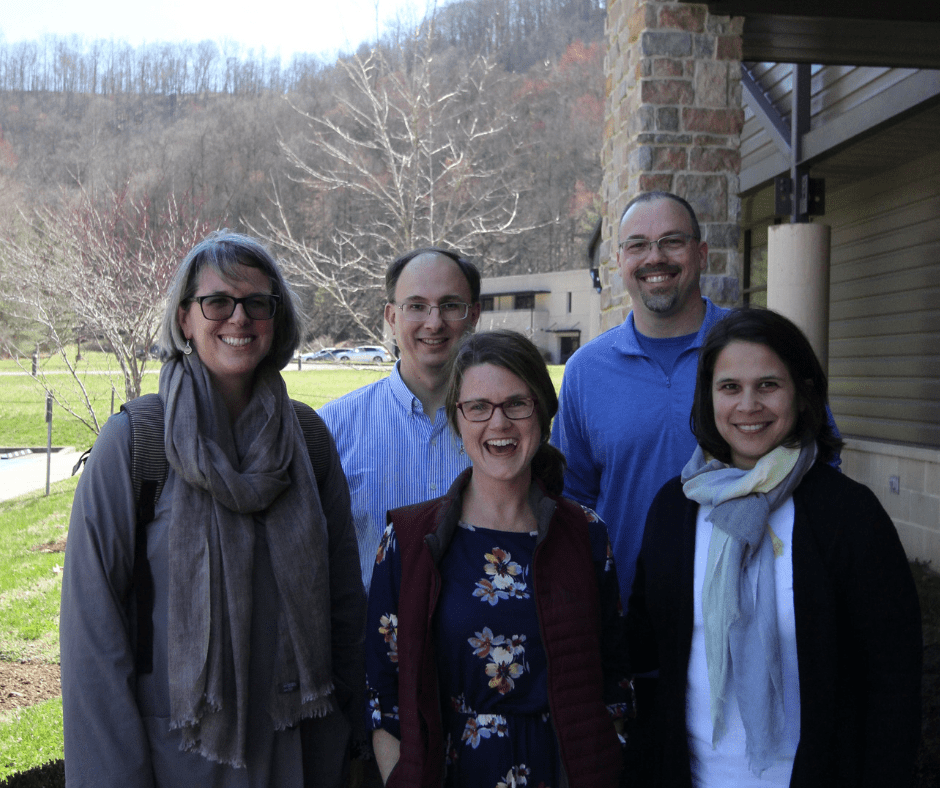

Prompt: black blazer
xmin=626 ymin=462 xmax=922 ymax=788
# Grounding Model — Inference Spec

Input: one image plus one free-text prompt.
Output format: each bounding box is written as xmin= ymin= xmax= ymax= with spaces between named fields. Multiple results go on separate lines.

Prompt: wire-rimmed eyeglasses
xmin=395 ymin=301 xmax=471 ymax=321
xmin=456 ymin=397 xmax=538 ymax=422
xmin=193 ymin=294 xmax=280 ymax=321
xmin=618 ymin=233 xmax=697 ymax=258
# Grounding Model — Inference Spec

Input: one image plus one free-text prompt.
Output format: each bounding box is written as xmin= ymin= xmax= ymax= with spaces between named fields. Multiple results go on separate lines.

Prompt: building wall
xmin=740 ymin=148 xmax=940 ymax=565
xmin=827 ymin=149 xmax=940 ymax=447
xmin=842 ymin=439 xmax=940 ymax=568
xmin=827 ymin=148 xmax=940 ymax=565
xmin=478 ymin=269 xmax=601 ymax=363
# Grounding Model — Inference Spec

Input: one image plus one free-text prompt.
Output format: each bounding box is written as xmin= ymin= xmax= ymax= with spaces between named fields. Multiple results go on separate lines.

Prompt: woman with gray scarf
xmin=61 ymin=232 xmax=366 ymax=787
xmin=625 ymin=307 xmax=921 ymax=787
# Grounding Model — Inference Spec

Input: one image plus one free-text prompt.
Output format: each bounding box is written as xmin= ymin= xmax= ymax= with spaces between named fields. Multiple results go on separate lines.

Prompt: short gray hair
xmin=158 ymin=231 xmax=303 ymax=370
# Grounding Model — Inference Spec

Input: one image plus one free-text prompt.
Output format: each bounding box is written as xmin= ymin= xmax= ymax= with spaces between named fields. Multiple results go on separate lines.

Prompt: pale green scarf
xmin=681 ymin=441 xmax=816 ymax=776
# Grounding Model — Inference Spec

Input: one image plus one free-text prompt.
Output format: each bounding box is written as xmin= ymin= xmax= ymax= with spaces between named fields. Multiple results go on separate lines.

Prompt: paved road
xmin=0 ymin=448 xmax=83 ymax=502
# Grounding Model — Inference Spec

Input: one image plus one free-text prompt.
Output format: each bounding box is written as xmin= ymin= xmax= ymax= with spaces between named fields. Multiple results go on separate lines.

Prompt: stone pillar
xmin=766 ymin=223 xmax=832 ymax=372
xmin=600 ymin=0 xmax=744 ymax=331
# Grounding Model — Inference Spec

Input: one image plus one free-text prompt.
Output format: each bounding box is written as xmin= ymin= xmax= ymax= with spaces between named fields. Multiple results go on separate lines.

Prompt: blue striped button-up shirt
xmin=318 ymin=363 xmax=470 ymax=590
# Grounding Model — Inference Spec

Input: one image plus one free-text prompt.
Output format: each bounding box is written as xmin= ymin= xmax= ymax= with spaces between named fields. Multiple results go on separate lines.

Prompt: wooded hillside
xmin=0 ymin=0 xmax=606 ymax=346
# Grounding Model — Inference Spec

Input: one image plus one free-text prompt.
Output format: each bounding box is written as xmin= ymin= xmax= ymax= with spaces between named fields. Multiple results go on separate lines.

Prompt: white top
xmin=687 ymin=498 xmax=801 ymax=787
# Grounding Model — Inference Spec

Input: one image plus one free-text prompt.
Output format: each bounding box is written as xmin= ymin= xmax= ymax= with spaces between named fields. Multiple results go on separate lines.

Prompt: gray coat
xmin=61 ymin=411 xmax=365 ymax=787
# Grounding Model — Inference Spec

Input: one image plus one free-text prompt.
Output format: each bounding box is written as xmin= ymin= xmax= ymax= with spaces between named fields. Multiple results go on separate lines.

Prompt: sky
xmin=0 ymin=0 xmax=433 ymax=62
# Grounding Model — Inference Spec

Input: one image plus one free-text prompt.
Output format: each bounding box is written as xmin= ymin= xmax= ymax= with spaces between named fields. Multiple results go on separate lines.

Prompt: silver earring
xmin=183 ymin=340 xmax=193 ymax=356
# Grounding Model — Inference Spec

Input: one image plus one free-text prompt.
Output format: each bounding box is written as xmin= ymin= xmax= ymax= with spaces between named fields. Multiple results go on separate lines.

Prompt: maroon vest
xmin=387 ymin=470 xmax=622 ymax=788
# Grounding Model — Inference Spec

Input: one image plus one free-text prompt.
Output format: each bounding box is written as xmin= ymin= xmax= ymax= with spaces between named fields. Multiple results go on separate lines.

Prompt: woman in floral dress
xmin=365 ymin=330 xmax=627 ymax=788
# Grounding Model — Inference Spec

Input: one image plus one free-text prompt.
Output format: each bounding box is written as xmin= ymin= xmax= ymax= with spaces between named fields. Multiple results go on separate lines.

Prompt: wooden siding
xmin=826 ymin=150 xmax=940 ymax=447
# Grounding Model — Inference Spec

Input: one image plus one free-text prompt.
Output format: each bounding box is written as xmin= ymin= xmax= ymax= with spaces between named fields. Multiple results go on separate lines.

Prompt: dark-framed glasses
xmin=456 ymin=397 xmax=538 ymax=422
xmin=396 ymin=301 xmax=470 ymax=322
xmin=618 ymin=233 xmax=696 ymax=259
xmin=193 ymin=293 xmax=280 ymax=321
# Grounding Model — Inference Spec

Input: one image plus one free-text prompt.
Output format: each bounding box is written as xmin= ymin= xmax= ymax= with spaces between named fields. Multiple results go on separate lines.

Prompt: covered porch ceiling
xmin=692 ymin=2 xmax=940 ymax=69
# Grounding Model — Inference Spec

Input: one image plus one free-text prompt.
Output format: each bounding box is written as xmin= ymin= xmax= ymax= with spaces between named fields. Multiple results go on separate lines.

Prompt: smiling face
xmin=456 ymin=363 xmax=542 ymax=486
xmin=711 ymin=340 xmax=801 ymax=469
xmin=385 ymin=252 xmax=481 ymax=383
xmin=178 ymin=264 xmax=275 ymax=397
xmin=618 ymin=197 xmax=708 ymax=334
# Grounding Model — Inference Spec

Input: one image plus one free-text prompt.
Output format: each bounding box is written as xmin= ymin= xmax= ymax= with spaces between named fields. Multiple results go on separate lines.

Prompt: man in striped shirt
xmin=319 ymin=248 xmax=482 ymax=590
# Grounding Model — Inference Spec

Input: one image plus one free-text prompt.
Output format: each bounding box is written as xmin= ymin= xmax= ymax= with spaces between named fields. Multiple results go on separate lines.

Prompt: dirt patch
xmin=29 ymin=537 xmax=67 ymax=554
xmin=0 ymin=661 xmax=60 ymax=713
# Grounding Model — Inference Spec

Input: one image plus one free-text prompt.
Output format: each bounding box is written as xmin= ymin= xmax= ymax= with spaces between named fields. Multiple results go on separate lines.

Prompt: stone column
xmin=599 ymin=0 xmax=744 ymax=330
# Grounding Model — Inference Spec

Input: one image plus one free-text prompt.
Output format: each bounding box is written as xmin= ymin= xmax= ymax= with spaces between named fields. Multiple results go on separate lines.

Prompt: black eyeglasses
xmin=395 ymin=302 xmax=471 ymax=321
xmin=456 ymin=397 xmax=538 ymax=422
xmin=193 ymin=294 xmax=280 ymax=321
xmin=618 ymin=233 xmax=697 ymax=258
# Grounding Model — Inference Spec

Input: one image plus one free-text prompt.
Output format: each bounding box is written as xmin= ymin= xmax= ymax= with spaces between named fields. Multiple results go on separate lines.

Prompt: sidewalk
xmin=0 ymin=448 xmax=83 ymax=502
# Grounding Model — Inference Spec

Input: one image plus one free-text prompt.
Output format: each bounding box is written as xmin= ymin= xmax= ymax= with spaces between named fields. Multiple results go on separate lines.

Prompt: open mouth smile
xmin=636 ymin=266 xmax=680 ymax=285
xmin=734 ymin=422 xmax=772 ymax=433
xmin=485 ymin=437 xmax=518 ymax=455
xmin=221 ymin=336 xmax=254 ymax=347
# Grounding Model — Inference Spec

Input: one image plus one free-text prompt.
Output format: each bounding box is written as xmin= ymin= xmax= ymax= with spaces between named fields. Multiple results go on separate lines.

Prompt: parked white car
xmin=334 ymin=345 xmax=393 ymax=363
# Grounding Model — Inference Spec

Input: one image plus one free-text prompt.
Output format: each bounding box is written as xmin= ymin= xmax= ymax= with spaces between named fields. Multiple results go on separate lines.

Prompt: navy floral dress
xmin=365 ymin=507 xmax=626 ymax=788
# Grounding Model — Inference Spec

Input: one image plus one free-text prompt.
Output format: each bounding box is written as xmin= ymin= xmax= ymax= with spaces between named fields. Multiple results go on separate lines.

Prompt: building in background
xmin=477 ymin=268 xmax=602 ymax=364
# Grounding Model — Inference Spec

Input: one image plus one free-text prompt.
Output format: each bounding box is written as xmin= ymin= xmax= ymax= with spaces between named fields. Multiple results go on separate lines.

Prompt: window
xmin=514 ymin=293 xmax=535 ymax=310
xmin=742 ymin=226 xmax=769 ymax=307
xmin=567 ymin=292 xmax=572 ymax=313
xmin=481 ymin=296 xmax=495 ymax=312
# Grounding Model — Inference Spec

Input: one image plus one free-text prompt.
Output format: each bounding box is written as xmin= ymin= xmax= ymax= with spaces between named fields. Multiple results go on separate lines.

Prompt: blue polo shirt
xmin=551 ymin=299 xmax=729 ymax=602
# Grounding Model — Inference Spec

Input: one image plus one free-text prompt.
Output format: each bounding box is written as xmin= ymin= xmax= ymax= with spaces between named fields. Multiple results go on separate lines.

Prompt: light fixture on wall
xmin=590 ymin=268 xmax=601 ymax=293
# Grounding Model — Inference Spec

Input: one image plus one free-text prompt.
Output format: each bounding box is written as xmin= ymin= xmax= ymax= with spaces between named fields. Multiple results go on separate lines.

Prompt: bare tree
xmin=255 ymin=32 xmax=533 ymax=342
xmin=0 ymin=187 xmax=215 ymax=434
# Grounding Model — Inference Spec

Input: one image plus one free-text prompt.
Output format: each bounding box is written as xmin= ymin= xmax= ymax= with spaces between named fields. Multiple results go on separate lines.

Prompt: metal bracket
xmin=800 ymin=173 xmax=825 ymax=216
xmin=774 ymin=175 xmax=825 ymax=219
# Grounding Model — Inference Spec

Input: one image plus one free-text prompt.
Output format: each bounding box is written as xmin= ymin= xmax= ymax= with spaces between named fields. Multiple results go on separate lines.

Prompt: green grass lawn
xmin=0 ymin=698 xmax=64 ymax=782
xmin=0 ymin=478 xmax=77 ymax=781
xmin=0 ymin=359 xmax=391 ymax=450
xmin=0 ymin=356 xmax=567 ymax=449
xmin=0 ymin=355 xmax=566 ymax=780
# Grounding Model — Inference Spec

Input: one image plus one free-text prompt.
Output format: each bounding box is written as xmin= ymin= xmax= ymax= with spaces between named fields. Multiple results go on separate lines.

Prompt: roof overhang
xmin=691 ymin=3 xmax=940 ymax=69
xmin=480 ymin=288 xmax=551 ymax=297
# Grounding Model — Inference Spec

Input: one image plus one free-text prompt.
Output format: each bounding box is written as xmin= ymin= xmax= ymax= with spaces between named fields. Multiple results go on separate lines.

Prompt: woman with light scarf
xmin=61 ymin=232 xmax=366 ymax=787
xmin=625 ymin=307 xmax=921 ymax=788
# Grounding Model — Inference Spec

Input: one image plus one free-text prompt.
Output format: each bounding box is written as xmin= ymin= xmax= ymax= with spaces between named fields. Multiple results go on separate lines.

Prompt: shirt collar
xmin=616 ymin=297 xmax=720 ymax=357
xmin=388 ymin=361 xmax=423 ymax=414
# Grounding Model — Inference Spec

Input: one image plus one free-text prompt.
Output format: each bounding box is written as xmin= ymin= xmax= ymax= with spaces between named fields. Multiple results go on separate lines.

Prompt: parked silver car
xmin=334 ymin=345 xmax=393 ymax=363
xmin=300 ymin=348 xmax=340 ymax=362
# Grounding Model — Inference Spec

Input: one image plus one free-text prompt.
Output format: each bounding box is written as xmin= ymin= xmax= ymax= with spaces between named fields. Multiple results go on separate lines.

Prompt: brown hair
xmin=446 ymin=330 xmax=566 ymax=494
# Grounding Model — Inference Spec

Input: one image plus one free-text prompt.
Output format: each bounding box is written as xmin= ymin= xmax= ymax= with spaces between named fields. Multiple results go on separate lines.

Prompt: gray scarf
xmin=161 ymin=354 xmax=334 ymax=767
xmin=681 ymin=442 xmax=816 ymax=776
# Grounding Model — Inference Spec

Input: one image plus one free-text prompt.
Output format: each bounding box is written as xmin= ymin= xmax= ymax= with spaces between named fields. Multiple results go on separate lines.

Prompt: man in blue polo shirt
xmin=319 ymin=248 xmax=481 ymax=590
xmin=551 ymin=191 xmax=729 ymax=604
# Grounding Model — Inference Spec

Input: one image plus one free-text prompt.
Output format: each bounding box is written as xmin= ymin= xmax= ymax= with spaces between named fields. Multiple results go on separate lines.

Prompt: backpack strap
xmin=291 ymin=400 xmax=331 ymax=487
xmin=120 ymin=394 xmax=167 ymax=676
